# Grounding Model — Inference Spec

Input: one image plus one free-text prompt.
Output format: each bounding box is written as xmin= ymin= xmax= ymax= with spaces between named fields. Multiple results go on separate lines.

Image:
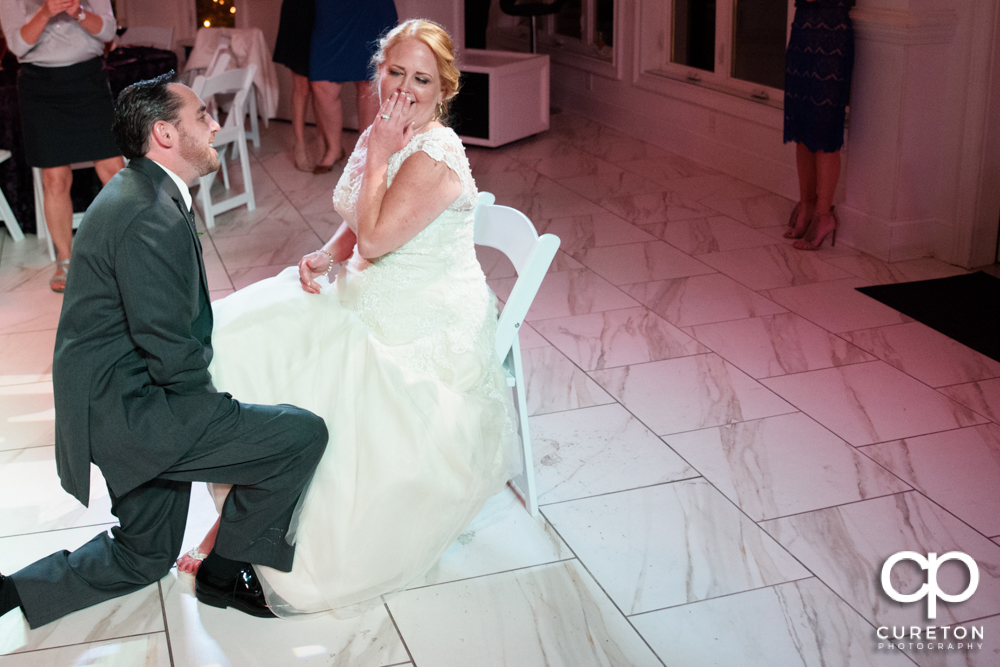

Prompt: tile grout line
xmin=158 ymin=579 xmax=176 ymax=667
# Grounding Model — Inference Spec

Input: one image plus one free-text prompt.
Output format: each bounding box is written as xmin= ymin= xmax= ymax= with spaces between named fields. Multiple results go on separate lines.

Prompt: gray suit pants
xmin=10 ymin=399 xmax=327 ymax=629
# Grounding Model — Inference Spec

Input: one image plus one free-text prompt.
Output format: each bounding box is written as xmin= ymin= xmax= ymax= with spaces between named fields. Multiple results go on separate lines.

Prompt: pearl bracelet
xmin=317 ymin=249 xmax=335 ymax=276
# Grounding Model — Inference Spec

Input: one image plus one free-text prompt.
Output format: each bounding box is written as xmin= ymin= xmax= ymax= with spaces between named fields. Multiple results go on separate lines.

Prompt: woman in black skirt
xmin=0 ymin=0 xmax=124 ymax=291
xmin=273 ymin=0 xmax=317 ymax=172
xmin=782 ymin=0 xmax=854 ymax=251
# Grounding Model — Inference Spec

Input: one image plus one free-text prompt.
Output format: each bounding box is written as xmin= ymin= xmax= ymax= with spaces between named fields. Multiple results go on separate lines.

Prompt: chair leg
xmin=199 ymin=174 xmax=215 ymax=229
xmin=248 ymin=89 xmax=261 ymax=149
xmin=238 ymin=133 xmax=255 ymax=212
xmin=220 ymin=154 xmax=231 ymax=191
xmin=32 ymin=168 xmax=56 ymax=261
xmin=510 ymin=338 xmax=538 ymax=517
xmin=0 ymin=189 xmax=24 ymax=242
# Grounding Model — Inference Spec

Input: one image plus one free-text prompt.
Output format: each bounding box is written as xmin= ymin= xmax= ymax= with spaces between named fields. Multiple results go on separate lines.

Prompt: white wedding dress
xmin=207 ymin=127 xmax=519 ymax=616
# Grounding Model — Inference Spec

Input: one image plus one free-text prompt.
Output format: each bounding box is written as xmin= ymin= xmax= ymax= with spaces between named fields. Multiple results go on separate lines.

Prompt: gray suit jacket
xmin=53 ymin=158 xmax=229 ymax=505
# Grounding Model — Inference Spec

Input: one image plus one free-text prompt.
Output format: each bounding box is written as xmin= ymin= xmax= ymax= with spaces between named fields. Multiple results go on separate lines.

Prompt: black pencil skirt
xmin=17 ymin=57 xmax=121 ymax=168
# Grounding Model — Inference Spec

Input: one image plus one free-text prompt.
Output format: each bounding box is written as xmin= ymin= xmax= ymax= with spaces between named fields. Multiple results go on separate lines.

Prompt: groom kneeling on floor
xmin=0 ymin=72 xmax=327 ymax=627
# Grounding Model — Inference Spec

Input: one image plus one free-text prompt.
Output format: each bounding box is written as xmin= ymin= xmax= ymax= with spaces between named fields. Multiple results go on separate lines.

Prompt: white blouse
xmin=0 ymin=0 xmax=116 ymax=67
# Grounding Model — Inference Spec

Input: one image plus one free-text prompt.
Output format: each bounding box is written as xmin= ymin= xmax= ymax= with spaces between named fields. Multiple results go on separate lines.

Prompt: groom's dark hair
xmin=112 ymin=71 xmax=184 ymax=160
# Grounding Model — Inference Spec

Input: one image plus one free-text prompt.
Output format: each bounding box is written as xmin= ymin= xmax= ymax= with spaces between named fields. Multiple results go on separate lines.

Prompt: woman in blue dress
xmin=782 ymin=0 xmax=854 ymax=250
xmin=309 ymin=0 xmax=397 ymax=173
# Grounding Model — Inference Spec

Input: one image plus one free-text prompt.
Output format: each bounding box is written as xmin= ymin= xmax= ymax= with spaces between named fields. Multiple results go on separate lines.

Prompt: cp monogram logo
xmin=881 ymin=551 xmax=979 ymax=619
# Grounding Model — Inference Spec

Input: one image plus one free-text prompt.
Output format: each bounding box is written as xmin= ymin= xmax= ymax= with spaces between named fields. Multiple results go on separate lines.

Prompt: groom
xmin=0 ymin=73 xmax=327 ymax=627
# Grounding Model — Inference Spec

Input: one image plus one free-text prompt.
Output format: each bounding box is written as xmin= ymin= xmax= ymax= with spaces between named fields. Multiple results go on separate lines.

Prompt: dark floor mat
xmin=856 ymin=271 xmax=1000 ymax=362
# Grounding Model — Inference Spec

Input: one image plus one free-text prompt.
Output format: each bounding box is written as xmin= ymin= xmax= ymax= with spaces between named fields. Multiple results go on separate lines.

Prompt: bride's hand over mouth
xmin=367 ymin=91 xmax=417 ymax=162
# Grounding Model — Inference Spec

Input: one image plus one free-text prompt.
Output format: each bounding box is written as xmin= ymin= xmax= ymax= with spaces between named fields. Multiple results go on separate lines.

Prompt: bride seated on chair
xmin=177 ymin=18 xmax=522 ymax=617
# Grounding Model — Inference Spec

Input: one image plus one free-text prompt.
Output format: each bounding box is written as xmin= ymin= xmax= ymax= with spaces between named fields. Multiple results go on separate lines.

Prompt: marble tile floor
xmin=0 ymin=115 xmax=998 ymax=666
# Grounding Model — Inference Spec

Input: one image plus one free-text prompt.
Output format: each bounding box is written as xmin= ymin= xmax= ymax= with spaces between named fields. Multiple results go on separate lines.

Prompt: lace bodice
xmin=329 ymin=126 xmax=503 ymax=401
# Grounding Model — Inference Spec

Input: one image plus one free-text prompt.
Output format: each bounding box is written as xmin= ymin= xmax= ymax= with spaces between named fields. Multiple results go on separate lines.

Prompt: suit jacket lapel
xmin=130 ymin=159 xmax=213 ymax=305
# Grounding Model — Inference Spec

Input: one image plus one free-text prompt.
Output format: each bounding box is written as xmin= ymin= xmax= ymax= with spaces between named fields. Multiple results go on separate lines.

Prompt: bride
xmin=180 ymin=19 xmax=519 ymax=616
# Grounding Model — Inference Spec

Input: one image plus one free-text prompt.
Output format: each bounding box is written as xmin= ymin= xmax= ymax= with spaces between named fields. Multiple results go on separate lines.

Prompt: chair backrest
xmin=120 ymin=26 xmax=174 ymax=50
xmin=474 ymin=195 xmax=560 ymax=362
xmin=192 ymin=64 xmax=257 ymax=141
xmin=205 ymin=39 xmax=232 ymax=78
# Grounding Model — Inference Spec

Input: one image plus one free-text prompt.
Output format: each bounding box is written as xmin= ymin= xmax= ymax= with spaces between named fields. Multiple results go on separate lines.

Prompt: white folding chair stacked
xmin=473 ymin=191 xmax=560 ymax=516
xmin=118 ymin=26 xmax=174 ymax=51
xmin=191 ymin=65 xmax=258 ymax=229
xmin=186 ymin=36 xmax=260 ymax=149
xmin=0 ymin=150 xmax=25 ymax=242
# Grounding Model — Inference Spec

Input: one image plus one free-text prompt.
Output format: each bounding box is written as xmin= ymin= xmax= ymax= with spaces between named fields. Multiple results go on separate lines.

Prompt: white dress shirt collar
xmin=150 ymin=159 xmax=193 ymax=213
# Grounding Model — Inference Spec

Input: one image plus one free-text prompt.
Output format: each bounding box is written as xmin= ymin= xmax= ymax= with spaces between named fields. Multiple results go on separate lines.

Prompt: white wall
xmin=523 ymin=0 xmax=999 ymax=267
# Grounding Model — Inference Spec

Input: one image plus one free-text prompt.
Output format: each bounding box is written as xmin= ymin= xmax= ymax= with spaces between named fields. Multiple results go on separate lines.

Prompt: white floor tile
xmin=597 ymin=191 xmax=718 ymax=225
xmin=762 ymin=492 xmax=1000 ymax=627
xmin=939 ymin=377 xmax=1000 ymax=424
xmin=521 ymin=346 xmax=615 ymax=416
xmin=543 ymin=479 xmax=809 ymax=614
xmin=388 ymin=560 xmax=663 ymax=667
xmin=632 ymin=578 xmax=913 ymax=667
xmin=763 ymin=278 xmax=912 ymax=333
xmin=761 ymin=361 xmax=988 ymax=446
xmin=0 ymin=446 xmax=113 ymax=537
xmin=686 ymin=312 xmax=876 ymax=378
xmin=531 ymin=404 xmax=698 ymax=505
xmin=665 ymin=413 xmax=910 ymax=520
xmin=574 ymin=240 xmax=716 ymax=285
xmin=842 ymin=322 xmax=1000 ymax=387
xmin=0 ymin=331 xmax=55 ymax=381
xmin=639 ymin=215 xmax=777 ymax=255
xmin=697 ymin=242 xmax=853 ymax=290
xmin=0 ymin=383 xmax=54 ymax=452
xmin=860 ymin=423 xmax=1000 ymax=535
xmin=489 ymin=269 xmax=637 ymax=322
xmin=625 ymin=273 xmax=786 ymax=327
xmin=591 ymin=354 xmax=795 ymax=435
xmin=162 ymin=572 xmax=408 ymax=667
xmin=532 ymin=306 xmax=707 ymax=371
xmin=411 ymin=487 xmax=572 ymax=588
xmin=0 ymin=633 xmax=170 ymax=666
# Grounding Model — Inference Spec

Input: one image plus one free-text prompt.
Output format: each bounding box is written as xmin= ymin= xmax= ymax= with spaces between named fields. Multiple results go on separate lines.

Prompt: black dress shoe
xmin=195 ymin=564 xmax=276 ymax=618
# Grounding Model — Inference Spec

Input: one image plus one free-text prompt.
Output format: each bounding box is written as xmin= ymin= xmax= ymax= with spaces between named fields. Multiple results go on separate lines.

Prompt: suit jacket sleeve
xmin=114 ymin=204 xmax=214 ymax=396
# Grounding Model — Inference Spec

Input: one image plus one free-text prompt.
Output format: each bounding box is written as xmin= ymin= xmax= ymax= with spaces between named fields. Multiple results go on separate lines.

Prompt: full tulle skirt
xmin=208 ymin=266 xmax=516 ymax=616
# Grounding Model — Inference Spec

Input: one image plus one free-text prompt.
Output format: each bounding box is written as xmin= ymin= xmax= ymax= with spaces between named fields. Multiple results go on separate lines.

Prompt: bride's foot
xmin=177 ymin=517 xmax=221 ymax=574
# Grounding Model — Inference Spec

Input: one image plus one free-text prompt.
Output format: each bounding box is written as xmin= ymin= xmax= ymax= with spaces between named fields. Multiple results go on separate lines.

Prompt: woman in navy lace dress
xmin=783 ymin=0 xmax=854 ymax=250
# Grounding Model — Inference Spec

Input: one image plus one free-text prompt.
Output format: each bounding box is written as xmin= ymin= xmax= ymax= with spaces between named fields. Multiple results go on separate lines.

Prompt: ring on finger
xmin=381 ymin=113 xmax=391 ymax=120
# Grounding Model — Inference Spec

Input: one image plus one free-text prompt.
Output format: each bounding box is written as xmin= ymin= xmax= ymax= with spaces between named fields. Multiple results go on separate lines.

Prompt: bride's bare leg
xmin=177 ymin=517 xmax=220 ymax=573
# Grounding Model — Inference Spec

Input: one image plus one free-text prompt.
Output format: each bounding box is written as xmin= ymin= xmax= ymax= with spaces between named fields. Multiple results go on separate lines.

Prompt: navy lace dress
xmin=783 ymin=0 xmax=854 ymax=153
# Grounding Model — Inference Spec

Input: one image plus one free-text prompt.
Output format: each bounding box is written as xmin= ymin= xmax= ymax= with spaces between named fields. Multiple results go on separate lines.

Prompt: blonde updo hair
xmin=371 ymin=19 xmax=461 ymax=123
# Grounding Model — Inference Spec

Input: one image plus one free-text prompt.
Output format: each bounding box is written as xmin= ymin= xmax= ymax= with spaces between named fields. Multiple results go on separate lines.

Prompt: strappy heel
xmin=793 ymin=207 xmax=838 ymax=251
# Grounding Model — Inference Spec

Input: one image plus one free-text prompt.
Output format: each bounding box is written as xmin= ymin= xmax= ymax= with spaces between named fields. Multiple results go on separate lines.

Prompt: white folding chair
xmin=183 ymin=33 xmax=261 ymax=148
xmin=118 ymin=26 xmax=174 ymax=51
xmin=474 ymin=191 xmax=560 ymax=516
xmin=0 ymin=150 xmax=25 ymax=242
xmin=33 ymin=163 xmax=92 ymax=261
xmin=191 ymin=65 xmax=258 ymax=228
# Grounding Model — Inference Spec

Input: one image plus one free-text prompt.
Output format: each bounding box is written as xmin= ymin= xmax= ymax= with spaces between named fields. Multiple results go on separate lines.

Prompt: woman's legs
xmin=41 ymin=166 xmax=73 ymax=262
xmin=93 ymin=156 xmax=125 ymax=185
xmin=794 ymin=149 xmax=841 ymax=250
xmin=355 ymin=80 xmax=380 ymax=134
xmin=815 ymin=149 xmax=841 ymax=215
xmin=291 ymin=74 xmax=312 ymax=171
xmin=786 ymin=142 xmax=817 ymax=237
xmin=310 ymin=80 xmax=345 ymax=169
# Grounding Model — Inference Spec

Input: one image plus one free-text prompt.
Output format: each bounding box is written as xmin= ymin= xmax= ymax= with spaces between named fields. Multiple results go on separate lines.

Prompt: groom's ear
xmin=151 ymin=120 xmax=175 ymax=150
